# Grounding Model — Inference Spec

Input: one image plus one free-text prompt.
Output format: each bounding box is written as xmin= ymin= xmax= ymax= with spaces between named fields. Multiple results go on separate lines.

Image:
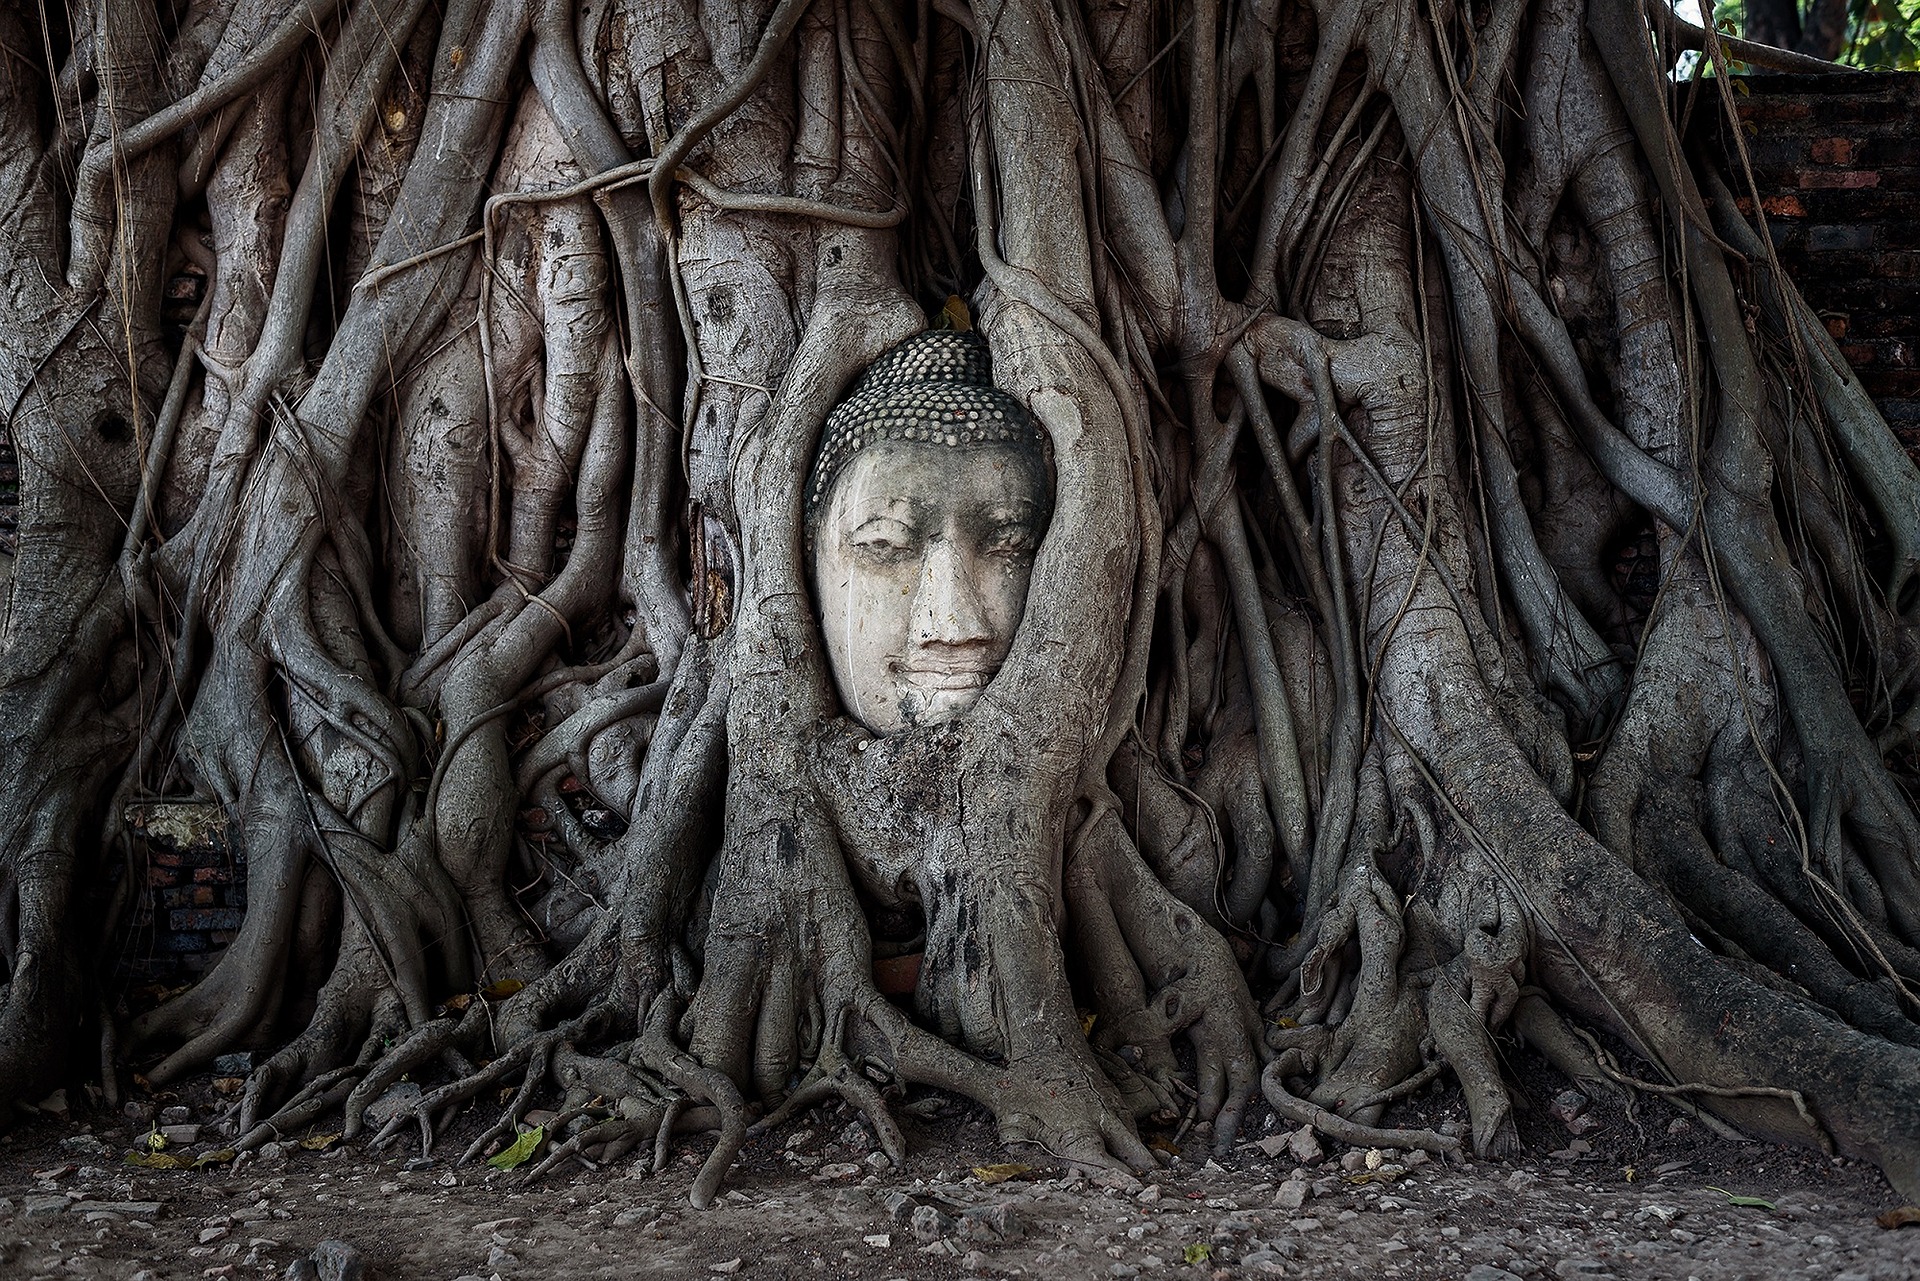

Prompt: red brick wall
xmin=1709 ymin=72 xmax=1920 ymax=448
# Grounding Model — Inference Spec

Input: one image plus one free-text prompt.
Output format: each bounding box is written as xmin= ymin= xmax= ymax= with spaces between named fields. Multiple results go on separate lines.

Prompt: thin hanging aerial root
xmin=1086 ymin=1042 xmax=1183 ymax=1120
xmin=340 ymin=1014 xmax=466 ymax=1140
xmin=635 ymin=997 xmax=753 ymax=1208
xmin=1260 ymin=1059 xmax=1460 ymax=1158
xmin=462 ymin=1039 xmax=560 ymax=1167
xmin=1570 ymin=1028 xmax=1833 ymax=1154
xmin=238 ymin=1067 xmax=366 ymax=1152
xmin=1346 ymin=1058 xmax=1445 ymax=1115
xmin=746 ymin=1028 xmax=908 ymax=1171
xmin=368 ymin=1040 xmax=542 ymax=1155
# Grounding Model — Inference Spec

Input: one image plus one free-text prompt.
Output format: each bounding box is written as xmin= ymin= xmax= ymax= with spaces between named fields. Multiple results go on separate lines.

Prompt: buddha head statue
xmin=806 ymin=330 xmax=1054 ymax=736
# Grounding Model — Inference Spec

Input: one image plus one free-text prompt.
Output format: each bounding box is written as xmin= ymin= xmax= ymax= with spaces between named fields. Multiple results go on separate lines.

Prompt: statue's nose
xmin=910 ymin=538 xmax=993 ymax=647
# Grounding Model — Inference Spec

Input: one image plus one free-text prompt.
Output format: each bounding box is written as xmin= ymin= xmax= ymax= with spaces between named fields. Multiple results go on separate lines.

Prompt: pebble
xmin=1272 ymin=1180 xmax=1309 ymax=1212
xmin=709 ymin=1259 xmax=743 ymax=1274
xmin=910 ymin=1204 xmax=957 ymax=1243
xmin=958 ymin=1204 xmax=1023 ymax=1241
xmin=1286 ymin=1127 xmax=1324 ymax=1164
xmin=1288 ymin=1218 xmax=1323 ymax=1232
xmin=1464 ymin=1268 xmax=1525 ymax=1281
xmin=816 ymin=1162 xmax=862 ymax=1179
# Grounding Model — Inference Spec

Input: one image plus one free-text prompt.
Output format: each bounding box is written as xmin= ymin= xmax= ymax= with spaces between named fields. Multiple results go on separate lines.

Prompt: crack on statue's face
xmin=812 ymin=440 xmax=1050 ymax=735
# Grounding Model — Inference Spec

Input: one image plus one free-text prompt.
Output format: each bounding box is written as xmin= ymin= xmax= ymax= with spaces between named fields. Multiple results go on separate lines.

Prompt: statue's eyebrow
xmin=845 ymin=498 xmax=926 ymax=530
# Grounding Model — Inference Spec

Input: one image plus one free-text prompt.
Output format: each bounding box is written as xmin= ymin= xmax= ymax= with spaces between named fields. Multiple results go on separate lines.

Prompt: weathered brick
xmin=1809 ymin=137 xmax=1858 ymax=165
xmin=1800 ymin=169 xmax=1881 ymax=190
xmin=1807 ymin=224 xmax=1874 ymax=252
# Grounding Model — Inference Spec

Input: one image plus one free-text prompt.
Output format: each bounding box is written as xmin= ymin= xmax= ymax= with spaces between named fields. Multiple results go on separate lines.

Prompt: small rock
xmin=864 ymin=1150 xmax=892 ymax=1172
xmin=309 ymin=1238 xmax=372 ymax=1281
xmin=1272 ymin=1181 xmax=1309 ymax=1212
xmin=60 ymin=1134 xmax=110 ymax=1157
xmin=1669 ymin=1228 xmax=1699 ymax=1244
xmin=200 ymin=1226 xmax=231 ymax=1244
xmin=1505 ymin=1171 xmax=1539 ymax=1192
xmin=24 ymin=1195 xmax=71 ymax=1216
xmin=1124 ymin=1223 xmax=1158 ymax=1241
xmin=958 ymin=1204 xmax=1023 ymax=1241
xmin=1136 ymin=1185 xmax=1162 ymax=1204
xmin=160 ymin=1106 xmax=192 ymax=1125
xmin=1108 ymin=1265 xmax=1137 ymax=1278
xmin=161 ymin=1124 xmax=202 ymax=1146
xmin=486 ymin=1246 xmax=519 ymax=1269
xmin=1338 ymin=1149 xmax=1369 ymax=1173
xmin=1666 ymin=1118 xmax=1692 ymax=1137
xmin=1286 ymin=1127 xmax=1323 ymax=1164
xmin=862 ymin=1233 xmax=891 ymax=1248
xmin=1635 ymin=1205 xmax=1680 ymax=1224
xmin=86 ymin=1202 xmax=166 ymax=1217
xmin=1253 ymin=1134 xmax=1290 ymax=1158
xmin=362 ymin=1082 xmax=423 ymax=1131
xmin=910 ymin=1204 xmax=957 ymax=1243
xmin=36 ymin=1088 xmax=70 ymax=1119
xmin=1464 ymin=1268 xmax=1525 ymax=1281
xmin=709 ymin=1260 xmax=742 ymax=1274
xmin=816 ymin=1162 xmax=862 ymax=1179
xmin=1547 ymin=1090 xmax=1590 ymax=1125
xmin=1288 ymin=1218 xmax=1322 ymax=1232
xmin=836 ymin=1121 xmax=873 ymax=1151
xmin=960 ymin=1251 xmax=991 ymax=1272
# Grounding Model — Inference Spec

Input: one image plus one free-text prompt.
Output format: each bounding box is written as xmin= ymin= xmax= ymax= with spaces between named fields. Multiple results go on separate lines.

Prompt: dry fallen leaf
xmin=299 ymin=1133 xmax=340 ymax=1151
xmin=971 ymin=1163 xmax=1033 ymax=1185
xmin=1878 ymin=1206 xmax=1920 ymax=1230
xmin=124 ymin=1151 xmax=182 ymax=1170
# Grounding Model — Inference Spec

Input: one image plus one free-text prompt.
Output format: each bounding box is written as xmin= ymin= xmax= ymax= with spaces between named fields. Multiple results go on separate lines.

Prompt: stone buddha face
xmin=807 ymin=331 xmax=1053 ymax=736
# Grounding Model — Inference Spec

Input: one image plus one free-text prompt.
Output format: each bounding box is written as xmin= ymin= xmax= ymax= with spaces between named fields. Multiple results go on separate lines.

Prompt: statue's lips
xmin=894 ymin=661 xmax=996 ymax=692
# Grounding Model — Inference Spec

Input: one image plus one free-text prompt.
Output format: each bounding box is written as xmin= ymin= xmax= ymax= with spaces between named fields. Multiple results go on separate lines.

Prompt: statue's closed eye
xmin=850 ymin=517 xmax=919 ymax=561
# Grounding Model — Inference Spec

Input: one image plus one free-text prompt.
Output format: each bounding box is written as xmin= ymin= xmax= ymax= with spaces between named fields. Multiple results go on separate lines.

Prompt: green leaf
xmin=487 ymin=1124 xmax=545 ymax=1170
xmin=192 ymin=1149 xmax=237 ymax=1168
xmin=1183 ymin=1243 xmax=1214 ymax=1264
xmin=1705 ymin=1186 xmax=1776 ymax=1210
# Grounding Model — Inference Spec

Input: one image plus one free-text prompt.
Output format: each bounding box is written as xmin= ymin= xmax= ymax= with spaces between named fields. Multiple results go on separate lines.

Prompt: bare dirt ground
xmin=2 ymin=1052 xmax=1917 ymax=1281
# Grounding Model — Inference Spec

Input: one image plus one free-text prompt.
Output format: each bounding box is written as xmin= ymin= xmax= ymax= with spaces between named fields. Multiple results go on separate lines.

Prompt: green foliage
xmin=487 ymin=1124 xmax=545 ymax=1170
xmin=1708 ymin=0 xmax=1920 ymax=68
xmin=1846 ymin=0 xmax=1920 ymax=69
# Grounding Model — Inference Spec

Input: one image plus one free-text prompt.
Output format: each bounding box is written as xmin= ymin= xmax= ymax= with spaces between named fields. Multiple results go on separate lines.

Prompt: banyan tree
xmin=3 ymin=0 xmax=1920 ymax=1205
